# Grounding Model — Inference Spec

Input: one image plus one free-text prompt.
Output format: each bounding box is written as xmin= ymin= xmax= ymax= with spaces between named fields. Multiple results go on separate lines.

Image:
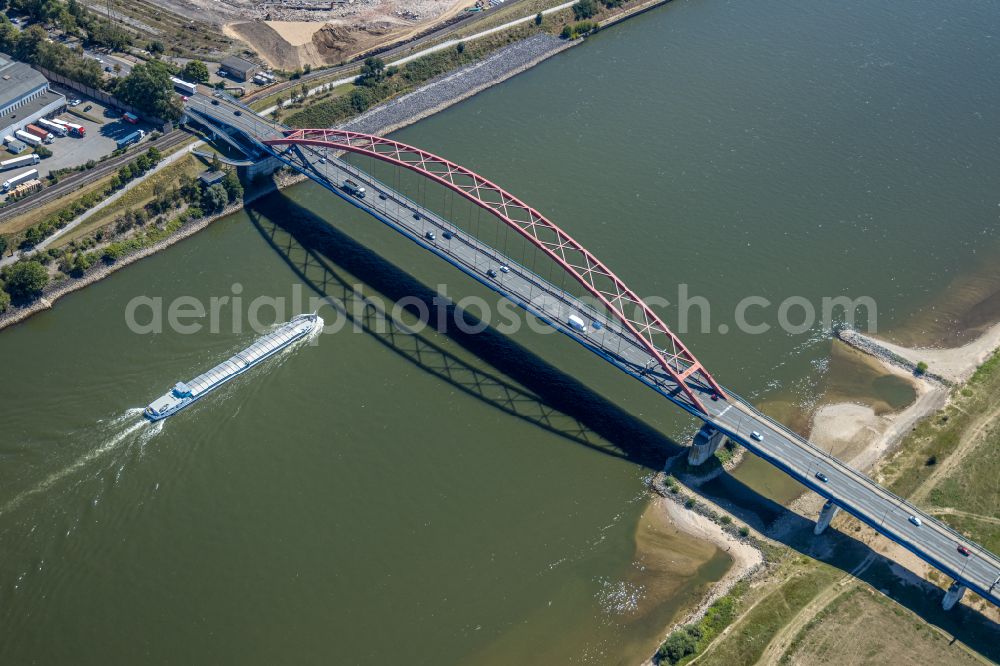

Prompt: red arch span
xmin=264 ymin=129 xmax=727 ymax=413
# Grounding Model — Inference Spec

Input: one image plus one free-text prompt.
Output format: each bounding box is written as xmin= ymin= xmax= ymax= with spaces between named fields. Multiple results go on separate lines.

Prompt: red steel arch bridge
xmin=186 ymin=93 xmax=1000 ymax=612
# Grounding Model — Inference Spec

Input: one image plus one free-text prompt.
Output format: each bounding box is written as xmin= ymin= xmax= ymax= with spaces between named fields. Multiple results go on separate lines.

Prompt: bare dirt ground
xmin=207 ymin=0 xmax=471 ymax=69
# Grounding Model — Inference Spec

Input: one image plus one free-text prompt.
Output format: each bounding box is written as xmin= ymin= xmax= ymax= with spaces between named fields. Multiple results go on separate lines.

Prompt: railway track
xmin=0 ymin=130 xmax=190 ymax=226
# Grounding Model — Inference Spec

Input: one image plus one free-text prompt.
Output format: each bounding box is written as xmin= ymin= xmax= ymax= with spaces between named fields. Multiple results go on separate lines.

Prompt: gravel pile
xmin=341 ymin=33 xmax=572 ymax=136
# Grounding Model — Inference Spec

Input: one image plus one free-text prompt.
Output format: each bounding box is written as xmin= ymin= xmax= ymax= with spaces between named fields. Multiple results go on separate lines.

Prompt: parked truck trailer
xmin=15 ymin=129 xmax=42 ymax=147
xmin=2 ymin=168 xmax=39 ymax=192
xmin=25 ymin=124 xmax=54 ymax=143
xmin=57 ymin=119 xmax=86 ymax=137
xmin=116 ymin=129 xmax=145 ymax=149
xmin=170 ymin=77 xmax=198 ymax=96
xmin=37 ymin=117 xmax=68 ymax=137
xmin=0 ymin=154 xmax=40 ymax=171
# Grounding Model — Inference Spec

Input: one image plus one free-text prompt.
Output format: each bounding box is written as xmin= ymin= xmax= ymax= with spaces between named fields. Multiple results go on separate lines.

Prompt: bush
xmin=916 ymin=361 xmax=929 ymax=375
xmin=573 ymin=0 xmax=597 ymax=19
xmin=0 ymin=288 xmax=9 ymax=313
xmin=657 ymin=627 xmax=698 ymax=664
xmin=720 ymin=514 xmax=732 ymax=525
xmin=535 ymin=11 xmax=543 ymax=24
xmin=684 ymin=497 xmax=696 ymax=509
xmin=34 ymin=145 xmax=52 ymax=158
xmin=925 ymin=455 xmax=937 ymax=466
xmin=738 ymin=526 xmax=750 ymax=537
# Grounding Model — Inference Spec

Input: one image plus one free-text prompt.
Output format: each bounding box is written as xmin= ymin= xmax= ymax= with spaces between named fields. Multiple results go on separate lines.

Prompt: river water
xmin=3 ymin=0 xmax=1000 ymax=663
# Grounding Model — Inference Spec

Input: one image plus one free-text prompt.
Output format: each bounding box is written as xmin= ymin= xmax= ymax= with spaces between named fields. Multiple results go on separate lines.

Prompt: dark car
xmin=211 ymin=99 xmax=220 ymax=106
xmin=234 ymin=110 xmax=242 ymax=116
xmin=958 ymin=545 xmax=971 ymax=556
xmin=815 ymin=471 xmax=829 ymax=483
xmin=378 ymin=193 xmax=387 ymax=200
xmin=83 ymin=104 xmax=93 ymax=112
xmin=425 ymin=231 xmax=436 ymax=241
xmin=442 ymin=230 xmax=453 ymax=240
xmin=413 ymin=212 xmax=421 ymax=220
xmin=487 ymin=269 xmax=498 ymax=278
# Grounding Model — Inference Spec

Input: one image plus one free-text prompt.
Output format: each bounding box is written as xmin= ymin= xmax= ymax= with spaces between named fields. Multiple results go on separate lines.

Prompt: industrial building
xmin=0 ymin=53 xmax=66 ymax=144
xmin=219 ymin=56 xmax=259 ymax=82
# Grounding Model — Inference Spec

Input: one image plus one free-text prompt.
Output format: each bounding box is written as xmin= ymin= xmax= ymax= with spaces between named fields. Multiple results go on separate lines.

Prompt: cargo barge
xmin=144 ymin=313 xmax=319 ymax=421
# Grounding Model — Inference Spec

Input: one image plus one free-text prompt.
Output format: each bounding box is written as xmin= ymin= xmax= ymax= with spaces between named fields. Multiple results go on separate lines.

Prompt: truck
xmin=122 ymin=111 xmax=139 ymax=124
xmin=116 ymin=129 xmax=145 ymax=149
xmin=37 ymin=117 xmax=68 ymax=137
xmin=342 ymin=179 xmax=366 ymax=198
xmin=170 ymin=77 xmax=198 ymax=96
xmin=3 ymin=168 xmax=39 ymax=192
xmin=0 ymin=154 xmax=40 ymax=171
xmin=15 ymin=129 xmax=42 ymax=147
xmin=567 ymin=314 xmax=588 ymax=334
xmin=25 ymin=124 xmax=54 ymax=143
xmin=57 ymin=119 xmax=86 ymax=137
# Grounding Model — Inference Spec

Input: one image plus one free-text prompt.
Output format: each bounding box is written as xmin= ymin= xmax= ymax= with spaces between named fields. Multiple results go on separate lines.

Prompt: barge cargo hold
xmin=144 ymin=313 xmax=319 ymax=421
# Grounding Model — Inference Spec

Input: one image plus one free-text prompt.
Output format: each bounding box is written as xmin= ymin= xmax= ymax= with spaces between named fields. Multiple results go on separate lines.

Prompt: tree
xmin=0 ymin=236 xmax=7 ymax=257
xmin=211 ymin=153 xmax=222 ymax=171
xmin=202 ymin=183 xmax=228 ymax=213
xmin=115 ymin=59 xmax=184 ymax=121
xmin=916 ymin=361 xmax=928 ymax=375
xmin=147 ymin=40 xmax=165 ymax=55
xmin=34 ymin=145 xmax=51 ymax=158
xmin=0 ymin=288 xmax=9 ymax=313
xmin=535 ymin=11 xmax=543 ymax=25
xmin=221 ymin=169 xmax=243 ymax=203
xmin=456 ymin=41 xmax=465 ymax=54
xmin=299 ymin=82 xmax=309 ymax=100
xmin=573 ymin=0 xmax=597 ymax=19
xmin=181 ymin=59 xmax=209 ymax=83
xmin=355 ymin=56 xmax=385 ymax=87
xmin=4 ymin=261 xmax=49 ymax=301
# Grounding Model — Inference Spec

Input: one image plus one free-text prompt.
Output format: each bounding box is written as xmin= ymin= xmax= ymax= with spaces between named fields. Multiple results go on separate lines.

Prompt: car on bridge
xmin=425 ymin=231 xmax=436 ymax=241
xmin=958 ymin=545 xmax=972 ymax=556
xmin=909 ymin=515 xmax=922 ymax=526
xmin=751 ymin=431 xmax=763 ymax=442
xmin=815 ymin=471 xmax=829 ymax=483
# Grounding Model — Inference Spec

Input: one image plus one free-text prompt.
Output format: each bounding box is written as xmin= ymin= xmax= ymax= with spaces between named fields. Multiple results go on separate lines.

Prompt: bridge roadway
xmin=186 ymin=94 xmax=1000 ymax=608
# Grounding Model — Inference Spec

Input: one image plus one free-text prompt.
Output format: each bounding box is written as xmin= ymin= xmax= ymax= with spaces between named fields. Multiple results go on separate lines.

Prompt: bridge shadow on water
xmin=245 ymin=190 xmax=999 ymax=657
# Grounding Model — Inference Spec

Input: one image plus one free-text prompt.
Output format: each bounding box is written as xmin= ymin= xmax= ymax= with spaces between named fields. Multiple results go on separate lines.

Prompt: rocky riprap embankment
xmin=836 ymin=325 xmax=950 ymax=385
xmin=340 ymin=33 xmax=574 ymax=136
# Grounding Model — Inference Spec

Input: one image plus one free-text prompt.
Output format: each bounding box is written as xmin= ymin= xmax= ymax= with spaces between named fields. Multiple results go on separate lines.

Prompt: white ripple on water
xmin=0 ymin=410 xmax=159 ymax=516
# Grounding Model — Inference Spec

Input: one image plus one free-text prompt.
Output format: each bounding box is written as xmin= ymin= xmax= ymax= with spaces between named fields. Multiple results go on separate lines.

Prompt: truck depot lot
xmin=11 ymin=91 xmax=155 ymax=179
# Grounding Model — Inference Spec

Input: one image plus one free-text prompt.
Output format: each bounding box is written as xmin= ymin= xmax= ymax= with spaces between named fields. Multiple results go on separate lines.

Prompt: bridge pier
xmin=688 ymin=424 xmax=726 ymax=466
xmin=239 ymin=156 xmax=283 ymax=183
xmin=942 ymin=581 xmax=966 ymax=611
xmin=813 ymin=499 xmax=840 ymax=535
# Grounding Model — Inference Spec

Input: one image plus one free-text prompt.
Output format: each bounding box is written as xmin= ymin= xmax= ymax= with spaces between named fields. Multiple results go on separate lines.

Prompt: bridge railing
xmin=724 ymin=388 xmax=999 ymax=567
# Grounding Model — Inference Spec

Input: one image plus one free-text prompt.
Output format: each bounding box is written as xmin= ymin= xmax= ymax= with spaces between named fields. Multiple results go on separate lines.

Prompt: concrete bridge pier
xmin=813 ymin=499 xmax=840 ymax=535
xmin=240 ymin=156 xmax=283 ymax=183
xmin=688 ymin=424 xmax=726 ymax=466
xmin=942 ymin=581 xmax=966 ymax=611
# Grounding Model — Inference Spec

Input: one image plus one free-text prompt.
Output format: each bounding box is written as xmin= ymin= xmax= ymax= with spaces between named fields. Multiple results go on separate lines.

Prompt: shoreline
xmin=0 ymin=33 xmax=576 ymax=332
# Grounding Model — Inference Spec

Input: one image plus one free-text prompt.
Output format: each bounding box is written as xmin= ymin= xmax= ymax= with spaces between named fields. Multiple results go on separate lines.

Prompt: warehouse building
xmin=0 ymin=53 xmax=66 ymax=144
xmin=219 ymin=56 xmax=259 ymax=82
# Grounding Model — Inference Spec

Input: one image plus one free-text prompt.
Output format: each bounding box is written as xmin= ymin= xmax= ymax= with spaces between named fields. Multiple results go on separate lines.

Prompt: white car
xmin=750 ymin=431 xmax=763 ymax=442
xmin=69 ymin=99 xmax=82 ymax=107
xmin=908 ymin=515 xmax=922 ymax=527
xmin=499 ymin=265 xmax=510 ymax=274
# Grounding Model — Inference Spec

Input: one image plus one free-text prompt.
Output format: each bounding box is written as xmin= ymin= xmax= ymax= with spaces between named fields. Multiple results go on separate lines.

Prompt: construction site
xmin=175 ymin=0 xmax=478 ymax=71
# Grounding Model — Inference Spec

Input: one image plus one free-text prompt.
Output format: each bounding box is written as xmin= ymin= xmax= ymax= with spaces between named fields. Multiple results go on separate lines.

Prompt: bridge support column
xmin=688 ymin=425 xmax=725 ymax=466
xmin=239 ymin=156 xmax=282 ymax=184
xmin=813 ymin=500 xmax=840 ymax=535
xmin=942 ymin=581 xmax=966 ymax=611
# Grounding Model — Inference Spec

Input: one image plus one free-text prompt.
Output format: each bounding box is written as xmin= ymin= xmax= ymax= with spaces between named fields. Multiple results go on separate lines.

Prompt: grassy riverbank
xmin=654 ymin=344 xmax=1000 ymax=664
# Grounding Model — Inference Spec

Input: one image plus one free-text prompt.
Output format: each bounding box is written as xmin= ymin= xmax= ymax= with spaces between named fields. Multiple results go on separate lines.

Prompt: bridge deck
xmin=185 ymin=94 xmax=1000 ymax=608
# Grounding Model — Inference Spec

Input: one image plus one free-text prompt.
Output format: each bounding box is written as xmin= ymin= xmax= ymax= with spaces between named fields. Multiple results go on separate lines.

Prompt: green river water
xmin=2 ymin=0 xmax=1000 ymax=663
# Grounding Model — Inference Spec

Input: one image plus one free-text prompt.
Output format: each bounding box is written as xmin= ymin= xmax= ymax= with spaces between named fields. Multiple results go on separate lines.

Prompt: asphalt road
xmin=192 ymin=95 xmax=1000 ymax=609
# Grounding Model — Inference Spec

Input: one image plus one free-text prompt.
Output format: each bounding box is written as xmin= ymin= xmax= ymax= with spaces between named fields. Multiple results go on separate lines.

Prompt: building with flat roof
xmin=0 ymin=53 xmax=66 ymax=145
xmin=219 ymin=56 xmax=258 ymax=82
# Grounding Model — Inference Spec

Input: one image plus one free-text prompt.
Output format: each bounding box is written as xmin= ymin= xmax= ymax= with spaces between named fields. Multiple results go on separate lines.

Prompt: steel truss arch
xmin=264 ymin=128 xmax=727 ymax=413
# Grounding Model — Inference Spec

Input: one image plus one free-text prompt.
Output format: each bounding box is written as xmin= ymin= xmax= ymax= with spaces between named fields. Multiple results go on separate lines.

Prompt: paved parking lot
xmin=6 ymin=87 xmax=156 ymax=179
